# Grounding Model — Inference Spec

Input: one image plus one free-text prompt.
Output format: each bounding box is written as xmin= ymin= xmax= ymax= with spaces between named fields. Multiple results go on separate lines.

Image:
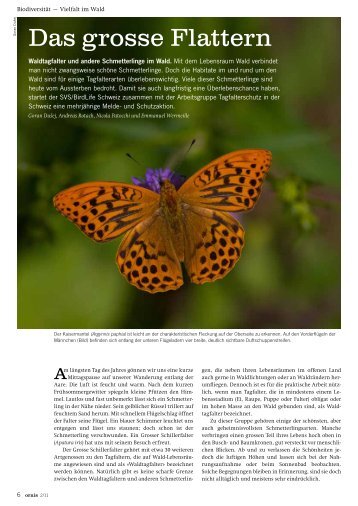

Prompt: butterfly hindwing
xmin=54 ymin=182 xmax=159 ymax=242
xmin=116 ymin=214 xmax=184 ymax=293
xmin=182 ymin=205 xmax=245 ymax=284
xmin=178 ymin=149 xmax=271 ymax=212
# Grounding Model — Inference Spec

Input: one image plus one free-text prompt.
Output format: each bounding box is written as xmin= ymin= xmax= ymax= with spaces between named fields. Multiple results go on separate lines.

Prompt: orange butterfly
xmin=53 ymin=149 xmax=271 ymax=293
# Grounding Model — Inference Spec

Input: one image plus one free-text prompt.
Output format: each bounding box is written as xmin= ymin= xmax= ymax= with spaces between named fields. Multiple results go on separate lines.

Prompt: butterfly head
xmin=132 ymin=168 xmax=186 ymax=194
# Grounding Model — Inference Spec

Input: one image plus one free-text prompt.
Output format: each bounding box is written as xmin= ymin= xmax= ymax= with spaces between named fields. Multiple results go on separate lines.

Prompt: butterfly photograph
xmin=53 ymin=149 xmax=271 ymax=294
xmin=17 ymin=17 xmax=340 ymax=329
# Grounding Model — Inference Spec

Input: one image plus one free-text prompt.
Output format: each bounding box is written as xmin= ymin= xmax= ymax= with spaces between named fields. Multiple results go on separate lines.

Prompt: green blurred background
xmin=17 ymin=17 xmax=340 ymax=328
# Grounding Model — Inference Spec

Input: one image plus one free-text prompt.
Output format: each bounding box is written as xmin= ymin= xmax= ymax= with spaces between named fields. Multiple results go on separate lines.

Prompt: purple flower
xmin=132 ymin=168 xmax=186 ymax=194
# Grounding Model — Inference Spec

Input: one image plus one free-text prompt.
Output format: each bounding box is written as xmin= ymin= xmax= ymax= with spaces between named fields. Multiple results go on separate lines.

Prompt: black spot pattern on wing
xmin=54 ymin=182 xmax=160 ymax=242
xmin=182 ymin=205 xmax=245 ymax=285
xmin=179 ymin=149 xmax=271 ymax=212
xmin=116 ymin=215 xmax=184 ymax=293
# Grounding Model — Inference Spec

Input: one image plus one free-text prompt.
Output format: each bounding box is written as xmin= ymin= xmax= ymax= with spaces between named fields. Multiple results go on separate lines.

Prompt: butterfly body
xmin=159 ymin=179 xmax=185 ymax=262
xmin=54 ymin=149 xmax=271 ymax=293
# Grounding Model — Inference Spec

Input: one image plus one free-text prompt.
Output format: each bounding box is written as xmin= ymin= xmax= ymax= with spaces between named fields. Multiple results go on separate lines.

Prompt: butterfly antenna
xmin=185 ymin=139 xmax=196 ymax=156
xmin=126 ymin=153 xmax=145 ymax=167
xmin=174 ymin=139 xmax=196 ymax=171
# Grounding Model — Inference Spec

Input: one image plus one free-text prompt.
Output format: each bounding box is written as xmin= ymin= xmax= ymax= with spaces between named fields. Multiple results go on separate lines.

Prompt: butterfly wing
xmin=54 ymin=182 xmax=160 ymax=242
xmin=182 ymin=205 xmax=245 ymax=284
xmin=178 ymin=149 xmax=271 ymax=212
xmin=116 ymin=213 xmax=184 ymax=293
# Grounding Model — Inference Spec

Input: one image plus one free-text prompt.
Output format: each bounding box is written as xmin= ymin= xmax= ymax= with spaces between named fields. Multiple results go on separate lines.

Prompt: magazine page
xmin=4 ymin=1 xmax=355 ymax=505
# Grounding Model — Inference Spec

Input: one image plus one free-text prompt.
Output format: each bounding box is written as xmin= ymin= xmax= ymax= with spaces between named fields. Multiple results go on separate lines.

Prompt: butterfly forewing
xmin=54 ymin=182 xmax=159 ymax=242
xmin=178 ymin=149 xmax=271 ymax=212
xmin=182 ymin=206 xmax=245 ymax=284
xmin=116 ymin=214 xmax=184 ymax=293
